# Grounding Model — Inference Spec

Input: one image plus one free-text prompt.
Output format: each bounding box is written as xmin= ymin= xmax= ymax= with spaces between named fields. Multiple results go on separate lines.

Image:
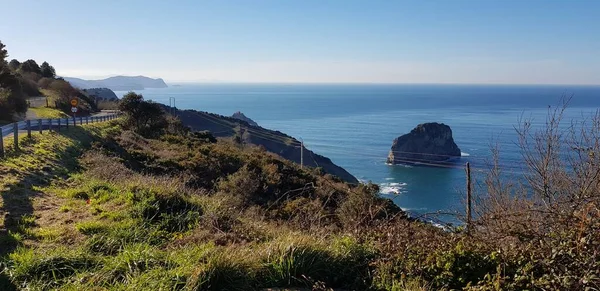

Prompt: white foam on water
xmin=461 ymin=152 xmax=471 ymax=157
xmin=379 ymin=182 xmax=408 ymax=195
xmin=384 ymin=177 xmax=395 ymax=180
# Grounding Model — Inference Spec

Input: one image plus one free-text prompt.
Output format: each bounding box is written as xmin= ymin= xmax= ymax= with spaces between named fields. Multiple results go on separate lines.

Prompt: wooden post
xmin=57 ymin=118 xmax=61 ymax=131
xmin=48 ymin=119 xmax=53 ymax=132
xmin=13 ymin=123 xmax=18 ymax=151
xmin=86 ymin=116 xmax=89 ymax=124
xmin=46 ymin=98 xmax=49 ymax=107
xmin=0 ymin=128 xmax=4 ymax=158
xmin=27 ymin=120 xmax=31 ymax=138
xmin=466 ymin=162 xmax=472 ymax=235
xmin=38 ymin=119 xmax=42 ymax=134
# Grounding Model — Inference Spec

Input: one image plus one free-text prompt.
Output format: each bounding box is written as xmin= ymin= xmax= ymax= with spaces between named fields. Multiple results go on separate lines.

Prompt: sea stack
xmin=231 ymin=111 xmax=259 ymax=127
xmin=387 ymin=122 xmax=461 ymax=165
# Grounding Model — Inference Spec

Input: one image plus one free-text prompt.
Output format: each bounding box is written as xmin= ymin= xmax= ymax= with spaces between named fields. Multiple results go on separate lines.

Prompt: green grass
xmin=29 ymin=107 xmax=69 ymax=119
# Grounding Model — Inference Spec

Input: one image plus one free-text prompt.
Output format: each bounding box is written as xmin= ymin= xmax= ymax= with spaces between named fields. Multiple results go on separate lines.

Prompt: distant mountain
xmin=63 ymin=76 xmax=168 ymax=91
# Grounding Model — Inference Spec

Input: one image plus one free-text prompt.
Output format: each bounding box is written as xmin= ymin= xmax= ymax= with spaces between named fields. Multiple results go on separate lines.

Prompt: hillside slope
xmin=172 ymin=108 xmax=359 ymax=183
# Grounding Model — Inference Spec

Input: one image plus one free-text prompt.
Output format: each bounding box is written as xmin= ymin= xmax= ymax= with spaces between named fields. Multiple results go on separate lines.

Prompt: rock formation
xmin=231 ymin=111 xmax=259 ymax=127
xmin=387 ymin=122 xmax=461 ymax=165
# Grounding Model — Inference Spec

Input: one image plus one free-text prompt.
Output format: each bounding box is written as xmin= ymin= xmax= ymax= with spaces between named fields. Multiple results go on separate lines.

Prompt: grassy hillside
xmin=28 ymin=107 xmax=69 ymax=119
xmin=0 ymin=112 xmax=598 ymax=290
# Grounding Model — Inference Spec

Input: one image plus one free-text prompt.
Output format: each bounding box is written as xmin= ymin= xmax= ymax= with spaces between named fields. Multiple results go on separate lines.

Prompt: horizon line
xmin=162 ymin=81 xmax=600 ymax=87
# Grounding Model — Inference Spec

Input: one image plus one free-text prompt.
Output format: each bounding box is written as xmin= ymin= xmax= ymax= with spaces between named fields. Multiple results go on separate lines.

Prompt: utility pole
xmin=169 ymin=97 xmax=176 ymax=115
xmin=300 ymin=139 xmax=304 ymax=169
xmin=465 ymin=162 xmax=472 ymax=235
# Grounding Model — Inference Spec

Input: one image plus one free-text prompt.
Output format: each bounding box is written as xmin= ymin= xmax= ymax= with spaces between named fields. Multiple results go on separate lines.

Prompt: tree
xmin=40 ymin=61 xmax=56 ymax=78
xmin=119 ymin=92 xmax=167 ymax=137
xmin=19 ymin=59 xmax=41 ymax=75
xmin=8 ymin=59 xmax=20 ymax=71
xmin=0 ymin=41 xmax=7 ymax=64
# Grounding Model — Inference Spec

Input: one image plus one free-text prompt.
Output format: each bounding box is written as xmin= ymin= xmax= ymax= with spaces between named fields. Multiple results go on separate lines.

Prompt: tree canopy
xmin=40 ymin=61 xmax=56 ymax=78
xmin=119 ymin=92 xmax=168 ymax=137
xmin=19 ymin=59 xmax=41 ymax=75
xmin=0 ymin=41 xmax=7 ymax=64
xmin=8 ymin=59 xmax=20 ymax=71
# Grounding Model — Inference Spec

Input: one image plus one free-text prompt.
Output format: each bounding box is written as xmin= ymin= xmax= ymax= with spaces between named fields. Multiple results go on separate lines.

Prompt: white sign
xmin=71 ymin=107 xmax=78 ymax=113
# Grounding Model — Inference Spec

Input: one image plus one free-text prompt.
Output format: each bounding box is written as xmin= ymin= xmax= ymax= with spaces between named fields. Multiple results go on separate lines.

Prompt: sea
xmin=115 ymin=84 xmax=600 ymax=222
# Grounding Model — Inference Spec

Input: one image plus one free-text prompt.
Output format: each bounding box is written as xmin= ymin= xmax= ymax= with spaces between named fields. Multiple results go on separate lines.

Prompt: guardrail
xmin=0 ymin=113 xmax=121 ymax=158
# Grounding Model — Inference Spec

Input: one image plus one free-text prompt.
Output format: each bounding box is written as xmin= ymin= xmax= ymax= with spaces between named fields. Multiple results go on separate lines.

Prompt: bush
xmin=119 ymin=92 xmax=167 ymax=137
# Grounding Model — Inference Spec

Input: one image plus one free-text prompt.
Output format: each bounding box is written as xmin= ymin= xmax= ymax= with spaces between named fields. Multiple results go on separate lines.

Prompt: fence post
xmin=48 ymin=119 xmax=52 ymax=132
xmin=57 ymin=118 xmax=61 ymax=131
xmin=27 ymin=120 xmax=31 ymax=138
xmin=13 ymin=123 xmax=18 ymax=151
xmin=86 ymin=116 xmax=89 ymax=124
xmin=0 ymin=128 xmax=4 ymax=158
xmin=466 ymin=162 xmax=472 ymax=235
xmin=38 ymin=119 xmax=42 ymax=134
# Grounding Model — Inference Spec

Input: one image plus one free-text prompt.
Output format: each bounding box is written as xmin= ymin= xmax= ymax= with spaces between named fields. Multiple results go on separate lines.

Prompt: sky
xmin=1 ymin=0 xmax=599 ymax=84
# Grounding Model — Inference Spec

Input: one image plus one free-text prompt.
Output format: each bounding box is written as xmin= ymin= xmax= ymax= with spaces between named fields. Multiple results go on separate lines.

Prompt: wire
xmin=192 ymin=111 xmax=302 ymax=146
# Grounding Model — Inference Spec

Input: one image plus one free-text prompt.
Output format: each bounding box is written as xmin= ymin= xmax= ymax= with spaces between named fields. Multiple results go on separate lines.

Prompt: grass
xmin=28 ymin=107 xmax=69 ymax=119
xmin=39 ymin=89 xmax=61 ymax=107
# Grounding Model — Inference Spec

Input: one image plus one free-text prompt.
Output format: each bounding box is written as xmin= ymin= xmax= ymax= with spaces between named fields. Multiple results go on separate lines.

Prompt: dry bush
xmin=472 ymin=100 xmax=600 ymax=290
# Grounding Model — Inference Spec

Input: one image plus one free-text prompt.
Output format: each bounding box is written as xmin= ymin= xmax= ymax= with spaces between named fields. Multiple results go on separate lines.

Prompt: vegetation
xmin=28 ymin=107 xmax=70 ymax=119
xmin=119 ymin=92 xmax=167 ymax=137
xmin=0 ymin=40 xmax=98 ymax=124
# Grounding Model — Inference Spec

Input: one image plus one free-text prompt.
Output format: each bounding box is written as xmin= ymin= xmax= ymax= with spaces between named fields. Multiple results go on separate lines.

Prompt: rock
xmin=387 ymin=122 xmax=461 ymax=164
xmin=231 ymin=111 xmax=259 ymax=127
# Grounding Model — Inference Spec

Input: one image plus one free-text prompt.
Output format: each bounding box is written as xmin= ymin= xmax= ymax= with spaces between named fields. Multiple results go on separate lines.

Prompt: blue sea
xmin=115 ymin=84 xmax=600 ymax=220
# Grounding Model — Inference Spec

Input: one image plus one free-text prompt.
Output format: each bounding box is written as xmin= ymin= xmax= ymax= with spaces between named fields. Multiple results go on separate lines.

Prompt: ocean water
xmin=115 ymin=84 xmax=600 ymax=219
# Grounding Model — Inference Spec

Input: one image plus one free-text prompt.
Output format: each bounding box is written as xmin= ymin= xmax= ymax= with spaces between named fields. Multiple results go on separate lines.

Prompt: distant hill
xmin=63 ymin=76 xmax=168 ymax=91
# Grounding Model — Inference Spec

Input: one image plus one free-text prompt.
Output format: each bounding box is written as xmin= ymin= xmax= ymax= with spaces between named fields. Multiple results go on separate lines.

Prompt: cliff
xmin=387 ymin=122 xmax=461 ymax=164
xmin=171 ymin=108 xmax=359 ymax=183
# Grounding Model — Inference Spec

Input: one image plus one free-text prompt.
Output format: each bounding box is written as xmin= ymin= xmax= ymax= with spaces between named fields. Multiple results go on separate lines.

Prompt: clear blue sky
xmin=1 ymin=0 xmax=599 ymax=84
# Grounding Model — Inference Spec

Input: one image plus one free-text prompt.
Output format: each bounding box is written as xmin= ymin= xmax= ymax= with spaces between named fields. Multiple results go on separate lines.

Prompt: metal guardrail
xmin=0 ymin=113 xmax=121 ymax=157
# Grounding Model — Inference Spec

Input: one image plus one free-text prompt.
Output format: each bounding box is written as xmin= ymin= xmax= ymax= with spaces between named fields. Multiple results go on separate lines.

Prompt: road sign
xmin=70 ymin=98 xmax=79 ymax=107
xmin=71 ymin=107 xmax=78 ymax=113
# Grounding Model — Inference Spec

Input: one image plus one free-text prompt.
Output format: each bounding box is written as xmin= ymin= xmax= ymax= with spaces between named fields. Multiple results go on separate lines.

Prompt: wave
xmin=384 ymin=177 xmax=395 ymax=180
xmin=379 ymin=182 xmax=407 ymax=195
xmin=461 ymin=152 xmax=470 ymax=157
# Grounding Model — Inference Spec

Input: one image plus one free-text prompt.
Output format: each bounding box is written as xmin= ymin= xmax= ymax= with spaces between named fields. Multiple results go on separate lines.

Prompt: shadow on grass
xmin=0 ymin=126 xmax=103 ymax=288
